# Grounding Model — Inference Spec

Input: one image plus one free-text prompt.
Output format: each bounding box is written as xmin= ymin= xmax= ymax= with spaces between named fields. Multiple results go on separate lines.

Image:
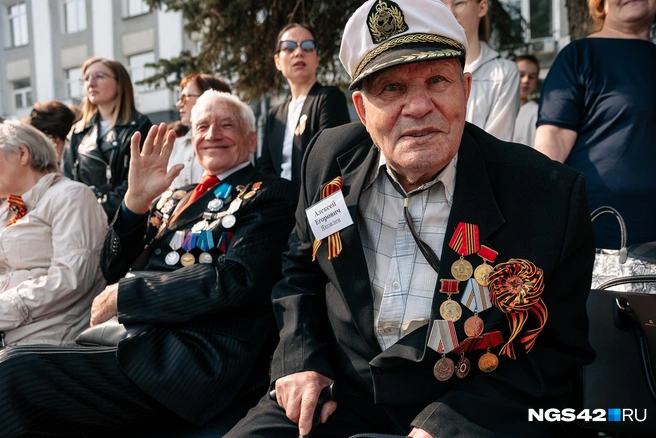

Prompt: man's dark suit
xmin=0 ymin=165 xmax=296 ymax=437
xmin=228 ymin=123 xmax=595 ymax=437
xmin=257 ymin=82 xmax=351 ymax=194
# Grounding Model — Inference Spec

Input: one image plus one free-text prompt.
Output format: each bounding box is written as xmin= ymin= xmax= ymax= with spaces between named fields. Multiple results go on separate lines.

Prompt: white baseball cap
xmin=340 ymin=0 xmax=468 ymax=90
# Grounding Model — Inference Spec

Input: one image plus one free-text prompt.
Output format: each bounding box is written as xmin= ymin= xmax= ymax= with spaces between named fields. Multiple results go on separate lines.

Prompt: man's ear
xmin=18 ymin=145 xmax=31 ymax=166
xmin=353 ymin=91 xmax=368 ymax=128
xmin=463 ymin=72 xmax=473 ymax=103
xmin=247 ymin=132 xmax=258 ymax=154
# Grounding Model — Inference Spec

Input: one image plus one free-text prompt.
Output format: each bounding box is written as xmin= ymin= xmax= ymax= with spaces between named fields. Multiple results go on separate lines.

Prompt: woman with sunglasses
xmin=443 ymin=0 xmax=519 ymax=141
xmin=168 ymin=73 xmax=231 ymax=189
xmin=62 ymin=57 xmax=153 ymax=221
xmin=258 ymin=23 xmax=350 ymax=196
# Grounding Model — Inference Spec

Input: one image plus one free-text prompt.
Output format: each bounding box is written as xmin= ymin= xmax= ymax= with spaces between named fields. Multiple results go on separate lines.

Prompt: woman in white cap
xmin=443 ymin=0 xmax=520 ymax=141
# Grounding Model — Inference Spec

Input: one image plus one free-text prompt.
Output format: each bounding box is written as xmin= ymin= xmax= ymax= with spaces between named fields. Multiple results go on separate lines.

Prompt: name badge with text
xmin=305 ymin=190 xmax=354 ymax=241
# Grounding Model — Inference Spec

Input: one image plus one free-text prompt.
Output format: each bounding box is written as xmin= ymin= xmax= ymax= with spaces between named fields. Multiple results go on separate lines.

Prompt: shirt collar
xmin=206 ymin=161 xmax=251 ymax=181
xmin=364 ymin=149 xmax=458 ymax=205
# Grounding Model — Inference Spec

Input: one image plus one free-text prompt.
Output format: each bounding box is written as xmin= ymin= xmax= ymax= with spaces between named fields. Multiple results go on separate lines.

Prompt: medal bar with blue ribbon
xmin=196 ymin=230 xmax=215 ymax=251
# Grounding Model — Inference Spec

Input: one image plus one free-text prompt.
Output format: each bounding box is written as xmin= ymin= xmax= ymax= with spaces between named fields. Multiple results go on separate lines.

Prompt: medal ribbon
xmin=217 ymin=232 xmax=233 ymax=252
xmin=7 ymin=195 xmax=27 ymax=226
xmin=196 ymin=230 xmax=215 ymax=251
xmin=427 ymin=319 xmax=459 ymax=353
xmin=440 ymin=279 xmax=459 ymax=294
xmin=460 ymin=278 xmax=492 ymax=312
xmin=182 ymin=232 xmax=196 ymax=251
xmin=311 ymin=177 xmax=343 ymax=261
xmin=448 ymin=222 xmax=480 ymax=256
xmin=478 ymin=245 xmax=498 ymax=263
xmin=487 ymin=259 xmax=547 ymax=359
xmin=169 ymin=230 xmax=185 ymax=250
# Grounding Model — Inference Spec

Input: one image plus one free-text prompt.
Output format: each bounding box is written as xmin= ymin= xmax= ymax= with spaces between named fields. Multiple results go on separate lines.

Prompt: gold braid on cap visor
xmin=353 ymin=33 xmax=465 ymax=82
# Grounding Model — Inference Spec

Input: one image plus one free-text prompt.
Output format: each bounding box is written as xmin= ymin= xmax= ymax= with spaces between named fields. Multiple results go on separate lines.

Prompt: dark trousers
xmin=0 ymin=345 xmax=177 ymax=438
xmin=225 ymin=390 xmax=416 ymax=438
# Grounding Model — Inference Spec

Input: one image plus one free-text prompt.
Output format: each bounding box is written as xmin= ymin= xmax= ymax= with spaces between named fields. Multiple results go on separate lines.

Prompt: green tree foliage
xmin=145 ymin=0 xmax=361 ymax=99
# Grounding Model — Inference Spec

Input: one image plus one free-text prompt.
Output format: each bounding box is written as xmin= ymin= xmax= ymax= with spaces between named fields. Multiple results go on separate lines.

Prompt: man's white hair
xmin=191 ymin=90 xmax=256 ymax=134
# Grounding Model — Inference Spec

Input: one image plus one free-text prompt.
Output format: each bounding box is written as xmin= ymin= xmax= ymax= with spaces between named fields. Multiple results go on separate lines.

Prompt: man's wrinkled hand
xmin=274 ymin=371 xmax=336 ymax=436
xmin=90 ymin=283 xmax=119 ymax=326
xmin=409 ymin=427 xmax=434 ymax=438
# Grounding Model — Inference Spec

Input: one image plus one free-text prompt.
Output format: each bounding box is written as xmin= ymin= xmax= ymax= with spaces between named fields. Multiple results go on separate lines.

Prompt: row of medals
xmin=434 ymin=256 xmax=498 ymax=381
xmin=161 ymin=183 xmax=258 ymax=267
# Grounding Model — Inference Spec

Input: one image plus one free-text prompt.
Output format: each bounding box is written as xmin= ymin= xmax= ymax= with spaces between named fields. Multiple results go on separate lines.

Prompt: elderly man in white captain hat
xmin=226 ymin=1 xmax=595 ymax=437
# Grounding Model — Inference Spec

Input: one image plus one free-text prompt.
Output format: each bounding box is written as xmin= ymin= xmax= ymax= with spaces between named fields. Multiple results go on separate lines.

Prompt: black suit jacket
xmin=101 ymin=165 xmax=296 ymax=426
xmin=257 ymin=82 xmax=351 ymax=195
xmin=270 ymin=123 xmax=595 ymax=437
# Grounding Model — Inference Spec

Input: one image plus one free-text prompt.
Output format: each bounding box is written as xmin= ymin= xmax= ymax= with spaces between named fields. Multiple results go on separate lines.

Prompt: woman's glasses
xmin=177 ymin=93 xmax=202 ymax=104
xmin=80 ymin=72 xmax=117 ymax=84
xmin=277 ymin=39 xmax=317 ymax=53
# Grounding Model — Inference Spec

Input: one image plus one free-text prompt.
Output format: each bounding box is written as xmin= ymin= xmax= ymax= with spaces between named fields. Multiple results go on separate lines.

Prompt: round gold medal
xmin=455 ymin=356 xmax=471 ymax=379
xmin=464 ymin=315 xmax=484 ymax=338
xmin=474 ymin=263 xmax=494 ymax=286
xmin=439 ymin=299 xmax=462 ymax=322
xmin=451 ymin=258 xmax=473 ymax=281
xmin=180 ymin=252 xmax=195 ymax=267
xmin=433 ymin=357 xmax=455 ymax=381
xmin=478 ymin=352 xmax=499 ymax=373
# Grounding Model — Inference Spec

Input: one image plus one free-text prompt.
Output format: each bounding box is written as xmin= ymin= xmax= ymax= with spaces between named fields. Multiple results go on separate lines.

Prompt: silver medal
xmin=192 ymin=220 xmax=208 ymax=233
xmin=165 ymin=251 xmax=180 ymax=265
xmin=221 ymin=214 xmax=236 ymax=229
xmin=207 ymin=198 xmax=224 ymax=212
xmin=199 ymin=252 xmax=213 ymax=264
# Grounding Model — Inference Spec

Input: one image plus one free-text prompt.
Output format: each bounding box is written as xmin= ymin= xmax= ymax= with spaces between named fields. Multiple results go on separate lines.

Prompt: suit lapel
xmin=272 ymin=103 xmax=289 ymax=172
xmin=324 ymin=138 xmax=382 ymax=356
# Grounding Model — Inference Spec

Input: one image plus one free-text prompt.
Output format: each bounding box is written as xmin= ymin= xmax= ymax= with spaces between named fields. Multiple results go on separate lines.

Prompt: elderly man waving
xmin=0 ymin=90 xmax=296 ymax=437
xmin=227 ymin=1 xmax=595 ymax=437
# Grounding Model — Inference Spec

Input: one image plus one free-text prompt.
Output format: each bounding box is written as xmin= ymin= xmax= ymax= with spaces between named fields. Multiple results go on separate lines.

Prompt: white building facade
xmin=0 ymin=0 xmax=197 ymax=122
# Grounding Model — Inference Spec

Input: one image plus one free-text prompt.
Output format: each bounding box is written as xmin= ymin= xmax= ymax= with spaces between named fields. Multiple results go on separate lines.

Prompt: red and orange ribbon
xmin=452 ymin=330 xmax=504 ymax=355
xmin=487 ymin=258 xmax=547 ymax=360
xmin=449 ymin=222 xmax=480 ymax=256
xmin=312 ymin=177 xmax=344 ymax=261
xmin=7 ymin=195 xmax=27 ymax=226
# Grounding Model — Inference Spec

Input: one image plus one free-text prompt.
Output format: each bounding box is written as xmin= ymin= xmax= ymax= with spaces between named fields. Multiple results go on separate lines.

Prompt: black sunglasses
xmin=277 ymin=39 xmax=317 ymax=53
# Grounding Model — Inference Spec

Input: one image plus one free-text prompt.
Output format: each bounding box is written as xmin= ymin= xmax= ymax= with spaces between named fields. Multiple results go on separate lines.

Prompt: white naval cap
xmin=339 ymin=0 xmax=468 ymax=90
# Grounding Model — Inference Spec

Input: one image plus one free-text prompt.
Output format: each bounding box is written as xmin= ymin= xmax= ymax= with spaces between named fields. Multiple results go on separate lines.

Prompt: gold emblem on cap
xmin=367 ymin=0 xmax=408 ymax=44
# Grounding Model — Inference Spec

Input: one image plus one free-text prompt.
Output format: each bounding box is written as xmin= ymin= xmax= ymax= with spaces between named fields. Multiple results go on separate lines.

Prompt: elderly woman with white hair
xmin=0 ymin=120 xmax=107 ymax=347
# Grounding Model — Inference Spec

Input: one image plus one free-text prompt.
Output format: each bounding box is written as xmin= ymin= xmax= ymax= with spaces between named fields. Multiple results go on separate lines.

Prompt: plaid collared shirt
xmin=358 ymin=151 xmax=457 ymax=351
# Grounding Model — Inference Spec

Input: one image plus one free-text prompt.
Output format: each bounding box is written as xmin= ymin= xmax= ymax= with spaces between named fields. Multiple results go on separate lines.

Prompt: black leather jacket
xmin=63 ymin=110 xmax=152 ymax=221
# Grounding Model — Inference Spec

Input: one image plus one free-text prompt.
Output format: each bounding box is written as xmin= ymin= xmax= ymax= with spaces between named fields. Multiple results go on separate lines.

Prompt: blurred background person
xmin=167 ymin=120 xmax=189 ymax=139
xmin=512 ymin=54 xmax=540 ymax=147
xmin=535 ymin=0 xmax=656 ymax=248
xmin=168 ymin=73 xmax=231 ymax=189
xmin=63 ymin=57 xmax=153 ymax=221
xmin=0 ymin=120 xmax=107 ymax=347
xmin=258 ymin=23 xmax=351 ymax=196
xmin=25 ymin=101 xmax=77 ymax=161
xmin=444 ymin=0 xmax=519 ymax=141
xmin=68 ymin=103 xmax=82 ymax=124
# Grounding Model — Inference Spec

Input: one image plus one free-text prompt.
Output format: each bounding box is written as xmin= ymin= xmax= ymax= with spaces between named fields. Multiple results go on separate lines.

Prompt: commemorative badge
xmin=433 ymin=356 xmax=455 ymax=381
xmin=199 ymin=252 xmax=213 ymax=264
xmin=438 ymin=279 xmax=462 ymax=322
xmin=448 ymin=222 xmax=480 ymax=281
xmin=243 ymin=181 xmax=262 ymax=200
xmin=474 ymin=245 xmax=498 ymax=286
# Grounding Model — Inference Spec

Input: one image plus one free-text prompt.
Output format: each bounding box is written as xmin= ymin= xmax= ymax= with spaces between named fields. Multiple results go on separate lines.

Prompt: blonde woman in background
xmin=63 ymin=57 xmax=152 ymax=221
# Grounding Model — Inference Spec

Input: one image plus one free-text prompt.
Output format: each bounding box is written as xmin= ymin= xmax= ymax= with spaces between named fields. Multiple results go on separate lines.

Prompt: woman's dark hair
xmin=275 ymin=23 xmax=318 ymax=52
xmin=180 ymin=74 xmax=231 ymax=94
xmin=26 ymin=101 xmax=76 ymax=141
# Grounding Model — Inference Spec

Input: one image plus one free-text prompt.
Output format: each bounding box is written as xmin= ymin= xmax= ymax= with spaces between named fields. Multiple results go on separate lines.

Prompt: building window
xmin=8 ymin=2 xmax=29 ymax=47
xmin=13 ymin=78 xmax=33 ymax=110
xmin=529 ymin=0 xmax=552 ymax=39
xmin=128 ymin=51 xmax=156 ymax=92
xmin=66 ymin=67 xmax=84 ymax=100
xmin=123 ymin=0 xmax=150 ymax=18
xmin=62 ymin=0 xmax=87 ymax=34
